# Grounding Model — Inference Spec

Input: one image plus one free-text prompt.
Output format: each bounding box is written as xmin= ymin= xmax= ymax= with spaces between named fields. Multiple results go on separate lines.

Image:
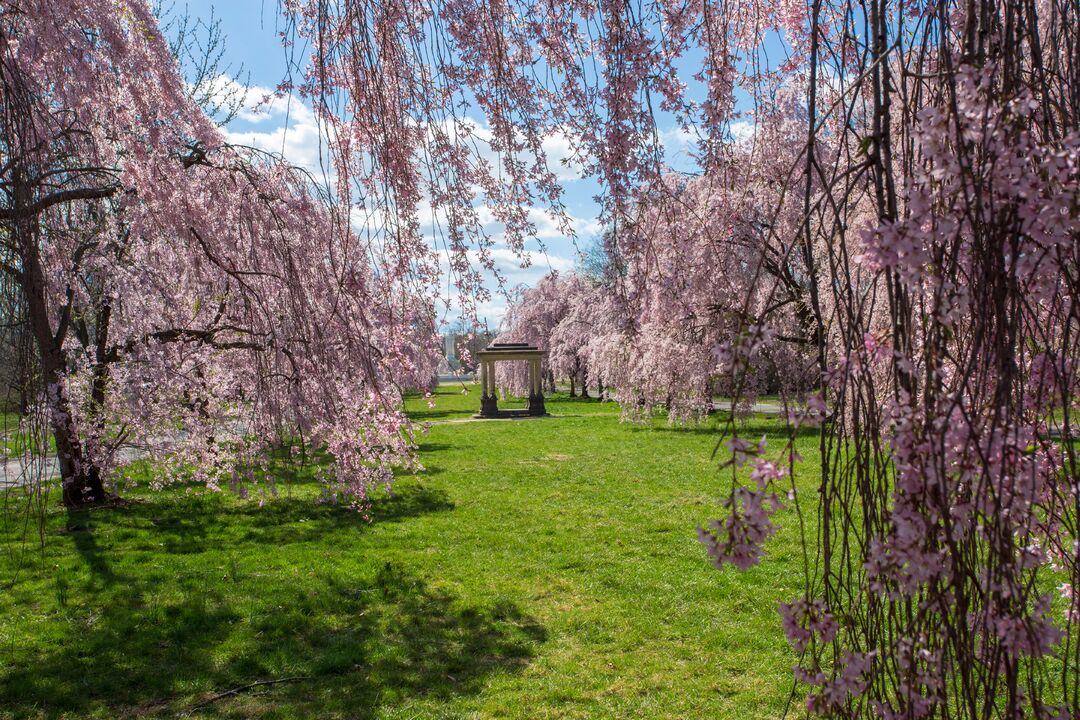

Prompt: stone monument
xmin=475 ymin=342 xmax=549 ymax=418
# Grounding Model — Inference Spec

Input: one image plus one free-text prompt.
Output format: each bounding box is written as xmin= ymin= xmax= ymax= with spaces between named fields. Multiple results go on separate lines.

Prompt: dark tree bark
xmin=12 ymin=172 xmax=106 ymax=508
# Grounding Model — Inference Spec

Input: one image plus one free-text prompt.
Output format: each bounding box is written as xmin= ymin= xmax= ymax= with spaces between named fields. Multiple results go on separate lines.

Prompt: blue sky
xmin=174 ymin=1 xmax=709 ymax=327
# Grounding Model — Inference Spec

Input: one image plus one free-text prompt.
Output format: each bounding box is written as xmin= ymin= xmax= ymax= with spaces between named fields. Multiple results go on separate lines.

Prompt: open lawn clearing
xmin=0 ymin=386 xmax=816 ymax=719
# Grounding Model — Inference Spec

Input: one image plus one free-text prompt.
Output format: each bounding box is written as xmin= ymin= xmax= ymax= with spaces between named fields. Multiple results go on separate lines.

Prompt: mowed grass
xmin=0 ymin=385 xmax=818 ymax=719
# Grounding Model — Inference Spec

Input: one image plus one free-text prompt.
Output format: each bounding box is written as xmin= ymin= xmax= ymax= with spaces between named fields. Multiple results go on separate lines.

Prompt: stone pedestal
xmin=479 ymin=393 xmax=499 ymax=418
xmin=527 ymin=392 xmax=546 ymax=416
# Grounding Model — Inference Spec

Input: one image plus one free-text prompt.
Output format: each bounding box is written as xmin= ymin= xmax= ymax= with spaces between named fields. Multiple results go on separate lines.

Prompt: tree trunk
xmin=31 ymin=302 xmax=105 ymax=508
xmin=15 ymin=321 xmax=32 ymax=415
xmin=580 ymin=368 xmax=591 ymax=398
xmin=14 ymin=180 xmax=106 ymax=507
xmin=569 ymin=377 xmax=576 ymax=396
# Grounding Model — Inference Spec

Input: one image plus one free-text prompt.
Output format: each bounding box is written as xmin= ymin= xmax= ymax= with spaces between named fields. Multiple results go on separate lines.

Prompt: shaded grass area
xmin=0 ymin=385 xmax=816 ymax=719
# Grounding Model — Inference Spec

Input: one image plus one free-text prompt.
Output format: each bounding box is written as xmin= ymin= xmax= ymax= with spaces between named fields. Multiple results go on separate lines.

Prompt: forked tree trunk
xmin=15 ymin=193 xmax=106 ymax=507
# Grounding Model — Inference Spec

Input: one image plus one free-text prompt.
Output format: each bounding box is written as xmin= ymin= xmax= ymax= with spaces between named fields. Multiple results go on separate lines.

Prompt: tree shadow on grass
xmin=405 ymin=408 xmax=476 ymax=421
xmin=639 ymin=416 xmax=820 ymax=440
xmin=0 ymin=486 xmax=542 ymax=719
xmin=69 ymin=481 xmax=455 ymax=561
xmin=416 ymin=442 xmax=452 ymax=453
xmin=545 ymin=394 xmax=608 ymax=408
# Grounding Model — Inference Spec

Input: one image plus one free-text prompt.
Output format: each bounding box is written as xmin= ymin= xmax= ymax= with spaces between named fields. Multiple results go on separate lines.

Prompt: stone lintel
xmin=476 ymin=350 xmax=548 ymax=361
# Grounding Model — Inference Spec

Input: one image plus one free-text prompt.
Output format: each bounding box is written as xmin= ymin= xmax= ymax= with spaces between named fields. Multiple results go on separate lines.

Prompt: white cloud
xmin=432 ymin=244 xmax=577 ymax=326
xmin=211 ymin=75 xmax=332 ymax=177
xmin=659 ymin=121 xmax=759 ymax=161
xmin=476 ymin=298 xmax=509 ymax=326
xmin=435 ymin=294 xmax=510 ymax=330
xmin=729 ymin=120 xmax=756 ymax=145
xmin=485 ymin=247 xmax=575 ymax=274
xmin=438 ymin=246 xmax=574 ymax=280
xmin=213 ymin=76 xmax=594 ymax=324
xmin=540 ymin=129 xmax=585 ymax=181
xmin=472 ymin=204 xmax=600 ymax=242
xmin=572 ymin=213 xmax=603 ymax=239
xmin=225 ymin=119 xmax=330 ymax=177
xmin=661 ymin=124 xmax=696 ymax=150
xmin=427 ymin=117 xmax=586 ymax=183
xmin=205 ymin=75 xmax=300 ymax=125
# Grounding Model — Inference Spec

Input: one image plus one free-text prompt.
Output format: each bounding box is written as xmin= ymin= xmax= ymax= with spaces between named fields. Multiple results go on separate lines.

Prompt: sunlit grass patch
xmin=0 ymin=385 xmax=815 ymax=719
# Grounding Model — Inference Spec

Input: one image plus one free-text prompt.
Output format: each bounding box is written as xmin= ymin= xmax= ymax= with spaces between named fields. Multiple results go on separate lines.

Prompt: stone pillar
xmin=479 ymin=359 xmax=498 ymax=417
xmin=528 ymin=357 xmax=546 ymax=416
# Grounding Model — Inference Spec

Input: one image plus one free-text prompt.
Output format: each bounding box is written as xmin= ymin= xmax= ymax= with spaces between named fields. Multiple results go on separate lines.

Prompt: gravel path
xmin=1 ymin=447 xmax=145 ymax=488
xmin=0 ymin=455 xmax=60 ymax=488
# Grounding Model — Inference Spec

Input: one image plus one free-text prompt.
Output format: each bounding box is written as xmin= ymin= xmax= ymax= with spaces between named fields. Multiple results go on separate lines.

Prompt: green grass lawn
xmin=1 ymin=411 xmax=20 ymax=448
xmin=0 ymin=385 xmax=818 ymax=719
xmin=1 ymin=411 xmax=58 ymax=457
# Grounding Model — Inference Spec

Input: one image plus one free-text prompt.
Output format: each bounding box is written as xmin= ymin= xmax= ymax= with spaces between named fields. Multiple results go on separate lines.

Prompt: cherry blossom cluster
xmin=1 ymin=0 xmax=440 ymax=509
